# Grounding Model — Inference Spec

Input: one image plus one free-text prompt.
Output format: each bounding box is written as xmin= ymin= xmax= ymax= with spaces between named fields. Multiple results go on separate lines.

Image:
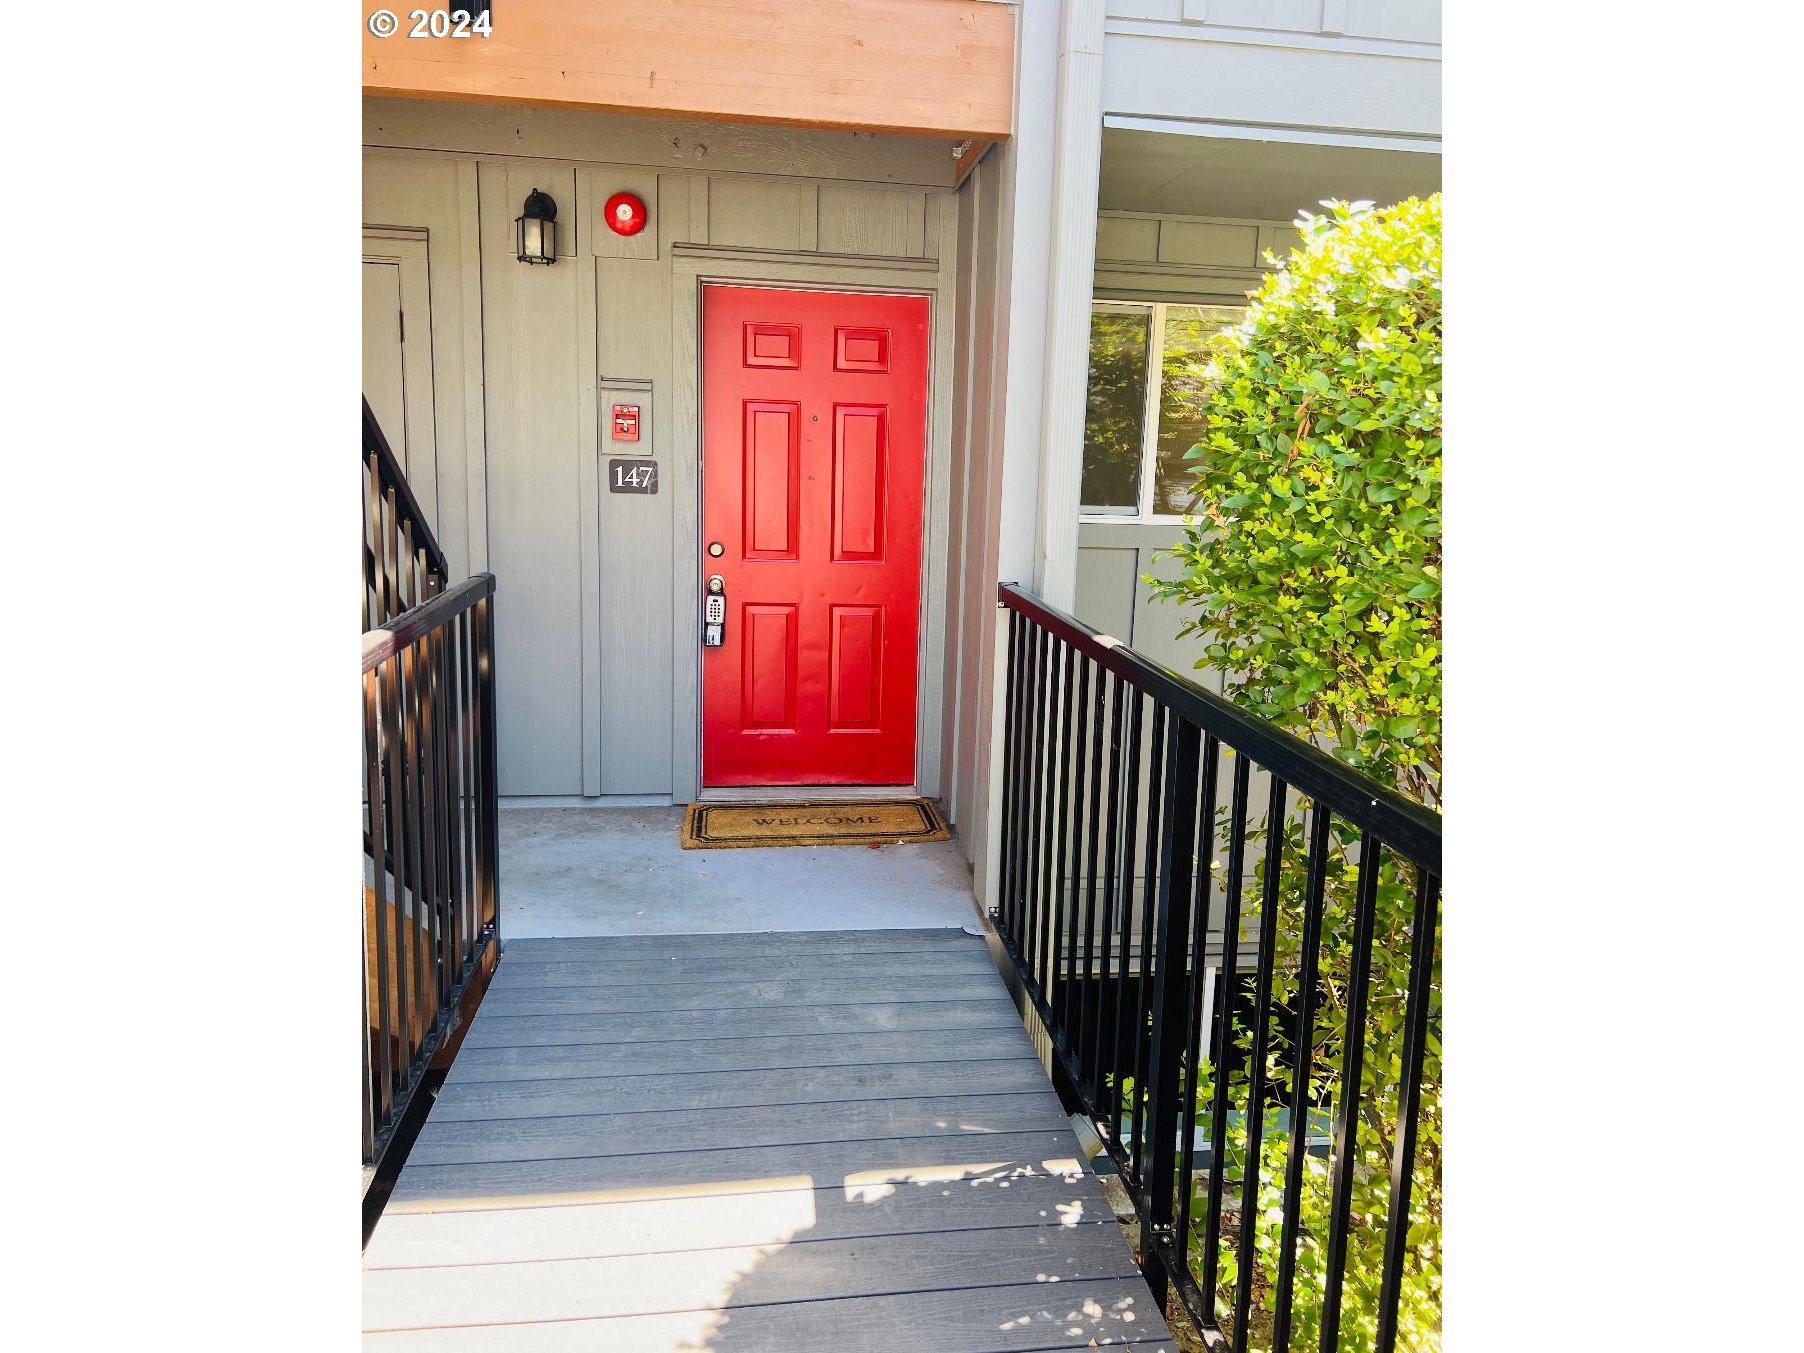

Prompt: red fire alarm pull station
xmin=611 ymin=404 xmax=641 ymax=442
xmin=604 ymin=192 xmax=648 ymax=237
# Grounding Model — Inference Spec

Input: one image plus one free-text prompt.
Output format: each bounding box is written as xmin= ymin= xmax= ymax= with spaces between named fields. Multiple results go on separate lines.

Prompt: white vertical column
xmin=1032 ymin=0 xmax=1106 ymax=611
xmin=993 ymin=3 xmax=1060 ymax=592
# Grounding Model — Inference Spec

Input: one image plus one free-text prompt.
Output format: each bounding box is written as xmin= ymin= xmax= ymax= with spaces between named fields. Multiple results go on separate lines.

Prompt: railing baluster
xmin=1092 ymin=673 xmax=1126 ymax=1115
xmin=416 ymin=623 xmax=445 ymax=1022
xmin=364 ymin=667 xmax=394 ymax=1133
xmin=1232 ymin=772 xmax=1291 ymax=1353
xmin=460 ymin=608 xmax=478 ymax=968
xmin=365 ymin=454 xmax=383 ymax=629
xmin=379 ymin=648 xmax=412 ymax=1095
xmin=997 ymin=611 xmax=1020 ymax=934
xmin=1111 ymin=687 xmax=1144 ymax=1146
xmin=1200 ymin=752 xmax=1252 ymax=1317
xmin=1023 ymin=625 xmax=1047 ymax=989
xmin=383 ymin=487 xmax=400 ymax=627
xmin=1375 ymin=866 xmax=1441 ymax=1353
xmin=1129 ymin=702 xmax=1167 ymax=1187
xmin=1058 ymin=653 xmax=1090 ymax=1038
xmin=1272 ymin=800 xmax=1335 ymax=1349
xmin=361 ymin=937 xmax=376 ymax=1166
xmin=1319 ymin=833 xmax=1384 ymax=1352
xmin=1037 ymin=626 xmax=1059 ymax=996
xmin=1174 ymin=732 xmax=1222 ymax=1263
xmin=1142 ymin=716 xmax=1205 ymax=1306
xmin=478 ymin=593 xmax=501 ymax=940
xmin=1047 ymin=643 xmax=1077 ymax=1001
xmin=409 ymin=626 xmax=428 ymax=1019
xmin=1078 ymin=661 xmax=1107 ymax=1098
xmin=431 ymin=618 xmax=457 ymax=1010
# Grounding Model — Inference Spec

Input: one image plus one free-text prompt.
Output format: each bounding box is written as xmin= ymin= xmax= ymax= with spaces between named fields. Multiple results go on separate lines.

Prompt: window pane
xmin=1152 ymin=304 xmax=1245 ymax=516
xmin=1080 ymin=308 xmax=1151 ymax=511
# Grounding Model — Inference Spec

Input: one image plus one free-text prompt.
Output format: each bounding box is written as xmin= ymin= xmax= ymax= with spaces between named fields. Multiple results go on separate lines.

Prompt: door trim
xmin=669 ymin=241 xmax=957 ymax=805
xmin=698 ymin=783 xmax=918 ymax=805
xmin=361 ymin=231 xmax=439 ymax=526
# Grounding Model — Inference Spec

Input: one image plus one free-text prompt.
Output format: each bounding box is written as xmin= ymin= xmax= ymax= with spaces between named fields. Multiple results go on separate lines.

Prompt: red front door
xmin=700 ymin=285 xmax=929 ymax=787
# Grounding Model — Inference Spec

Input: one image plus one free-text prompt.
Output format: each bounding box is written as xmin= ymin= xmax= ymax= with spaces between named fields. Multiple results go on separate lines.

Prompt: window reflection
xmin=1152 ymin=304 xmax=1244 ymax=516
xmin=1079 ymin=308 xmax=1151 ymax=512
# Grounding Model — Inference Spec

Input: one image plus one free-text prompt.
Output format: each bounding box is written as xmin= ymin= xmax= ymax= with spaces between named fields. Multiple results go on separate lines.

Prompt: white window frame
xmin=1079 ymin=297 xmax=1246 ymax=525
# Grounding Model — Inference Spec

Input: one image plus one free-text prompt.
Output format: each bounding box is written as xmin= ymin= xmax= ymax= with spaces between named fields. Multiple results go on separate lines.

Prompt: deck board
xmin=365 ymin=929 xmax=1172 ymax=1351
xmin=364 ymin=1278 xmax=1170 ymax=1352
xmin=407 ymin=1089 xmax=1068 ymax=1164
xmin=499 ymin=928 xmax=981 ymax=960
xmin=443 ymin=1024 xmax=1047 ymax=1082
xmin=459 ymin=997 xmax=1021 ymax=1049
xmin=484 ymin=949 xmax=1000 ymax=987
xmin=430 ymin=1057 xmax=1057 ymax=1119
xmin=477 ymin=972 xmax=1008 ymax=1014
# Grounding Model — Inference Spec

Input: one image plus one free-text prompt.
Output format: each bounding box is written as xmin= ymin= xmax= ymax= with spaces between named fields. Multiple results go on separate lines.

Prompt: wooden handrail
xmin=363 ymin=574 xmax=495 ymax=672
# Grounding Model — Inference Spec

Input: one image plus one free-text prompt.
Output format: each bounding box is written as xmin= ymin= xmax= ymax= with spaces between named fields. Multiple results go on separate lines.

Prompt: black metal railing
xmin=995 ymin=583 xmax=1442 ymax=1353
xmin=363 ymin=573 xmax=500 ymax=1185
xmin=364 ymin=397 xmax=448 ymax=630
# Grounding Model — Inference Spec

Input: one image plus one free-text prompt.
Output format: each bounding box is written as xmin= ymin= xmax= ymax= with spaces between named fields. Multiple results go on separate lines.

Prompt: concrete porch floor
xmin=499 ymin=806 xmax=987 ymax=938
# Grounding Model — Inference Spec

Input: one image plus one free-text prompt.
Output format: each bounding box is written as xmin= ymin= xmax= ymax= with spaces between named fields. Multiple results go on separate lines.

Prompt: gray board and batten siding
xmin=364 ymin=99 xmax=961 ymax=804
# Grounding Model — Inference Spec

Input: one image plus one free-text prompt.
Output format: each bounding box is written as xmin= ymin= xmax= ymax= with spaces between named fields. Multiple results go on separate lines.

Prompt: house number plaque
xmin=608 ymin=458 xmax=658 ymax=494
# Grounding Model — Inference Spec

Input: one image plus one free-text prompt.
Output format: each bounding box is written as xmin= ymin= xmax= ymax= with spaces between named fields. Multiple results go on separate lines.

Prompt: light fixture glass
xmin=515 ymin=189 xmax=558 ymax=265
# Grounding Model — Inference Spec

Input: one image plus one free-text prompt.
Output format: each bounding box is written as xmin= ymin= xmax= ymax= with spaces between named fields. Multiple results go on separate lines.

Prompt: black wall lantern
xmin=515 ymin=188 xmax=558 ymax=265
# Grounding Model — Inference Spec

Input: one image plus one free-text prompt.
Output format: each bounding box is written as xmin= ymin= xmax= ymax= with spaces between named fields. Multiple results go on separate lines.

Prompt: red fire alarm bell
xmin=611 ymin=404 xmax=641 ymax=442
xmin=604 ymin=192 xmax=648 ymax=237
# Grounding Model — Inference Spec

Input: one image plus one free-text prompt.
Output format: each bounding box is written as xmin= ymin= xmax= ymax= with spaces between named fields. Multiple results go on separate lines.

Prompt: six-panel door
xmin=700 ymin=285 xmax=929 ymax=786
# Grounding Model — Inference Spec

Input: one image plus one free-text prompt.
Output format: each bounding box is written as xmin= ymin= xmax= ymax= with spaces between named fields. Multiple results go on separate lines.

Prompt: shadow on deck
xmin=362 ymin=928 xmax=1174 ymax=1351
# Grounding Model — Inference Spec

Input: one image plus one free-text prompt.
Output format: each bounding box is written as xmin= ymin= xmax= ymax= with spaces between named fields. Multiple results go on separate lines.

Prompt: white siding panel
xmin=1343 ymin=0 xmax=1441 ymax=43
xmin=1102 ymin=29 xmax=1441 ymax=139
xmin=1105 ymin=0 xmax=1183 ymax=18
xmin=1200 ymin=0 xmax=1320 ymax=32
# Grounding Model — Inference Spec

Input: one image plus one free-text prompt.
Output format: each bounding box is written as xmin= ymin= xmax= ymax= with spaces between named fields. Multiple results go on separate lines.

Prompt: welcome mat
xmin=681 ymin=798 xmax=949 ymax=850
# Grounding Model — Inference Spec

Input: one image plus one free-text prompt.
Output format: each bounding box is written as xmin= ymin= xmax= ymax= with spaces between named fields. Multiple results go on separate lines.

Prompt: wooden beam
xmin=953 ymin=136 xmax=994 ymax=186
xmin=363 ymin=0 xmax=1015 ymax=141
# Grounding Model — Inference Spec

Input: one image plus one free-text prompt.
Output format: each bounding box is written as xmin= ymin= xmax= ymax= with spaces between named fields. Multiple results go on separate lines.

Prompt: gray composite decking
xmin=364 ymin=927 xmax=1174 ymax=1352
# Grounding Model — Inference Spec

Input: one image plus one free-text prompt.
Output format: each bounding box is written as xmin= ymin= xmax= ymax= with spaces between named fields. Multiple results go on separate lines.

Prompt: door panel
xmin=701 ymin=285 xmax=929 ymax=787
xmin=361 ymin=234 xmax=438 ymax=527
xmin=362 ymin=261 xmax=407 ymax=449
xmin=833 ymin=407 xmax=886 ymax=560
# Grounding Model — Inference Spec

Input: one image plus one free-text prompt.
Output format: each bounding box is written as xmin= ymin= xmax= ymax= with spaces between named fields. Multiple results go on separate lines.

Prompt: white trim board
xmin=1103 ymin=113 xmax=1441 ymax=154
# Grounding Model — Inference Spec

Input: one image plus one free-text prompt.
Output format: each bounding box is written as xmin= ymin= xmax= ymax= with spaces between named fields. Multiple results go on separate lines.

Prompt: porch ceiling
xmin=1099 ymin=126 xmax=1442 ymax=221
xmin=361 ymin=0 xmax=1015 ymax=142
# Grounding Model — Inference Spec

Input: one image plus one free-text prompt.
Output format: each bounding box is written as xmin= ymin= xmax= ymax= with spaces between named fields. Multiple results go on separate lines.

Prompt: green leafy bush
xmin=1152 ymin=196 xmax=1441 ymax=806
xmin=1149 ymin=197 xmax=1442 ymax=1351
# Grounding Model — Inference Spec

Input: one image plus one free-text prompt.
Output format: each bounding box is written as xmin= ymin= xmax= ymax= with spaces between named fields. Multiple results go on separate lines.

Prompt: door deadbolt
xmin=707 ymin=541 xmax=724 ymax=557
xmin=703 ymin=574 xmax=726 ymax=648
